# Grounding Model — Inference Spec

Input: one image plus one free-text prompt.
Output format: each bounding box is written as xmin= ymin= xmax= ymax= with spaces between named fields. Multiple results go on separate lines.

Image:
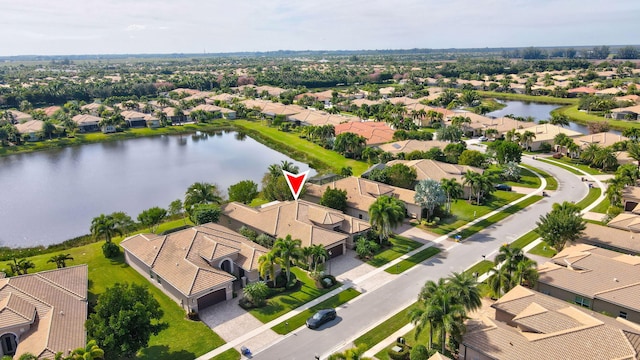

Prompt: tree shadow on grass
xmin=137 ymin=344 xmax=196 ymax=360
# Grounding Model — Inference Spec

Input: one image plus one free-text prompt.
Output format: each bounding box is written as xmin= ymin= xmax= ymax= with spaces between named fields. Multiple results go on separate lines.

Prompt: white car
xmin=478 ymin=136 xmax=488 ymax=141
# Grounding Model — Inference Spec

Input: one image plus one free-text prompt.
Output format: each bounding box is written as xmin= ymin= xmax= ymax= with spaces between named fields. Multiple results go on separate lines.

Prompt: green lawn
xmin=478 ymin=91 xmax=577 ymax=105
xmin=211 ymin=349 xmax=240 ymax=360
xmin=271 ymin=288 xmax=361 ymax=334
xmin=234 ymin=120 xmax=369 ymax=175
xmin=464 ymin=260 xmax=495 ymax=277
xmin=367 ymin=235 xmax=423 ymax=267
xmin=486 ymin=165 xmax=540 ymax=189
xmin=591 ymin=197 xmax=611 ymax=214
xmin=249 ymin=267 xmax=341 ymax=323
xmin=248 ymin=197 xmax=271 ymax=207
xmin=456 ymin=196 xmax=543 ymax=239
xmin=540 ymin=158 xmax=602 ymax=176
xmin=544 ymin=156 xmax=603 ymax=175
xmin=509 ymin=229 xmax=540 ymax=250
xmin=520 ymin=164 xmax=558 ymax=190
xmin=425 ymin=192 xmax=524 ymax=235
xmin=576 ymin=187 xmax=602 ymax=210
xmin=354 ymin=302 xmax=419 ymax=350
xmin=528 ymin=241 xmax=557 ymax=258
xmin=18 ymin=239 xmax=225 ymax=360
xmin=555 ymin=104 xmax=636 ymax=131
xmin=385 ymin=247 xmax=441 ymax=274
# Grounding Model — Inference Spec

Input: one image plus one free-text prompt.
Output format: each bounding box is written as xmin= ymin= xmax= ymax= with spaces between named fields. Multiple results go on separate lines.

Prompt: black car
xmin=494 ymin=183 xmax=512 ymax=191
xmin=306 ymin=308 xmax=337 ymax=329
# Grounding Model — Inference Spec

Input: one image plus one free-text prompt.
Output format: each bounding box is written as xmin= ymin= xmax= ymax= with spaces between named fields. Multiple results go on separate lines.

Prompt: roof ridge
xmin=34 ymin=265 xmax=88 ymax=300
xmin=594 ymin=281 xmax=640 ymax=296
xmin=149 ymin=234 xmax=169 ymax=267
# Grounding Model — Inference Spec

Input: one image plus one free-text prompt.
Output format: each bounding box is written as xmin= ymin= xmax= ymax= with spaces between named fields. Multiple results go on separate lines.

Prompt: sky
xmin=1 ymin=0 xmax=638 ymax=56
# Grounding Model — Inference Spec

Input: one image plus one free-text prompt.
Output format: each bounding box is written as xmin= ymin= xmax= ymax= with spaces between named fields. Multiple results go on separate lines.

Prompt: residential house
xmin=567 ymin=86 xmax=597 ymax=97
xmin=144 ymin=114 xmax=161 ymax=128
xmin=162 ymin=107 xmax=186 ymax=124
xmin=288 ymin=109 xmax=359 ymax=127
xmin=615 ymin=95 xmax=640 ymax=104
xmin=376 ymin=140 xmax=451 ymax=156
xmin=80 ymin=103 xmax=112 ymax=116
xmin=4 ymin=110 xmax=32 ymax=124
xmin=121 ymin=223 xmax=269 ymax=313
xmin=42 ymin=106 xmax=62 ymax=118
xmin=121 ymin=110 xmax=147 ymax=128
xmin=304 ymin=176 xmax=424 ymax=220
xmin=295 ymin=90 xmax=335 ymax=107
xmin=466 ymin=116 xmax=529 ymax=137
xmin=610 ymin=104 xmax=640 ymax=120
xmin=573 ymin=132 xmax=628 ymax=149
xmin=579 ymin=222 xmax=640 ymax=255
xmin=516 ymin=124 xmax=582 ymax=151
xmin=72 ymin=114 xmax=101 ymax=133
xmin=460 ymin=285 xmax=640 ymax=360
xmin=0 ymin=265 xmax=88 ymax=359
xmin=386 ymin=159 xmax=483 ymax=198
xmin=220 ymin=200 xmax=370 ymax=255
xmin=192 ymin=104 xmax=236 ymax=120
xmin=334 ymin=121 xmax=395 ymax=145
xmin=14 ymin=120 xmax=44 ymax=141
xmin=537 ymin=243 xmax=640 ymax=324
xmin=622 ymin=186 xmax=640 ymax=212
xmin=596 ymin=87 xmax=624 ymax=96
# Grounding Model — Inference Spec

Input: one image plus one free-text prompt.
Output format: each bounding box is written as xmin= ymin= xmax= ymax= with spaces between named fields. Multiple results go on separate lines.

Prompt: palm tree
xmin=567 ymin=141 xmax=580 ymax=159
xmin=440 ymin=178 xmax=463 ymax=212
xmin=327 ymin=344 xmax=371 ymax=360
xmin=627 ymin=142 xmax=640 ymax=168
xmin=513 ymin=258 xmax=539 ymax=287
xmin=258 ymin=251 xmax=281 ymax=286
xmin=549 ymin=113 xmax=570 ymax=127
xmin=593 ymin=147 xmax=618 ymax=171
xmin=429 ymin=288 xmax=467 ymax=354
xmin=273 ymin=235 xmax=303 ymax=286
xmin=310 ymin=244 xmax=329 ymax=271
xmin=520 ymin=131 xmax=536 ymax=150
xmin=623 ymin=127 xmax=640 ymax=143
xmin=606 ymin=176 xmax=626 ymax=207
xmin=368 ymin=195 xmax=406 ymax=243
xmin=494 ymin=244 xmax=524 ymax=277
xmin=184 ymin=182 xmax=222 ymax=213
xmin=581 ymin=143 xmax=601 ymax=165
xmin=448 ymin=271 xmax=482 ymax=312
xmin=463 ymin=171 xmax=481 ymax=203
xmin=90 ymin=214 xmax=122 ymax=243
xmin=487 ymin=265 xmax=512 ymax=298
xmin=412 ymin=278 xmax=446 ymax=349
xmin=504 ymin=129 xmax=518 ymax=143
xmin=48 ymin=253 xmax=74 ymax=268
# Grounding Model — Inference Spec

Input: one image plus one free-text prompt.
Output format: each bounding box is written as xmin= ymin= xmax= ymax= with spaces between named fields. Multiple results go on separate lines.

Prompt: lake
xmin=0 ymin=131 xmax=313 ymax=248
xmin=486 ymin=100 xmax=620 ymax=135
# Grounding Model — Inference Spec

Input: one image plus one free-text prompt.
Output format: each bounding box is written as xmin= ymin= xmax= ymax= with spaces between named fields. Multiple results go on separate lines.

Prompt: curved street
xmin=250 ymin=156 xmax=588 ymax=360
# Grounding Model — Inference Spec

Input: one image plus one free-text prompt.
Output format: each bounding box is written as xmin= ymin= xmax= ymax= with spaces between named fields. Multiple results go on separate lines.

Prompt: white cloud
xmin=125 ymin=24 xmax=147 ymax=32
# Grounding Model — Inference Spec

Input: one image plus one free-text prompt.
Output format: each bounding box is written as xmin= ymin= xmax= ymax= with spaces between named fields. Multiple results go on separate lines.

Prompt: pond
xmin=0 ymin=131 xmax=313 ymax=248
xmin=486 ymin=100 xmax=620 ymax=135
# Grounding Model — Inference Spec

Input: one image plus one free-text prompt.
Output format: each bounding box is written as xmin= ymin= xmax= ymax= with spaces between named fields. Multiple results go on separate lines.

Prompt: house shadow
xmin=137 ymin=344 xmax=195 ymax=360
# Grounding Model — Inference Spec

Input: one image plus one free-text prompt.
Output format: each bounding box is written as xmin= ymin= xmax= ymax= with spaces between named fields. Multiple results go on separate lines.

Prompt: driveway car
xmin=306 ymin=308 xmax=337 ymax=329
xmin=494 ymin=183 xmax=512 ymax=191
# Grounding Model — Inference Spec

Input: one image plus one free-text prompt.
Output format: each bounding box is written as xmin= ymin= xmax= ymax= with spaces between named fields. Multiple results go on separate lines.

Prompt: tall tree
xmin=228 ymin=180 xmax=259 ymax=204
xmin=273 ymin=235 xmax=303 ymax=286
xmin=536 ymin=201 xmax=586 ymax=251
xmin=368 ymin=195 xmax=406 ymax=243
xmin=258 ymin=251 xmax=282 ymax=286
xmin=414 ymin=179 xmax=446 ymax=221
xmin=47 ymin=253 xmax=74 ymax=269
xmin=320 ymin=187 xmax=348 ymax=212
xmin=440 ymin=178 xmax=463 ymax=212
xmin=137 ymin=206 xmax=167 ymax=233
xmin=85 ymin=283 xmax=167 ymax=358
xmin=90 ymin=214 xmax=122 ymax=243
xmin=184 ymin=182 xmax=223 ymax=213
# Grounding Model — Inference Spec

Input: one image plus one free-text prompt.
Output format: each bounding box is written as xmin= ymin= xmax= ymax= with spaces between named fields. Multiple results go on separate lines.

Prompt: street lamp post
xmin=327 ymin=251 xmax=332 ymax=275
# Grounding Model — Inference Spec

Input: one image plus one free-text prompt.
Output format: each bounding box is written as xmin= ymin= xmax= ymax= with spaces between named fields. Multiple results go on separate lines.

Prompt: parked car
xmin=306 ymin=308 xmax=337 ymax=329
xmin=478 ymin=136 xmax=488 ymax=142
xmin=494 ymin=184 xmax=512 ymax=191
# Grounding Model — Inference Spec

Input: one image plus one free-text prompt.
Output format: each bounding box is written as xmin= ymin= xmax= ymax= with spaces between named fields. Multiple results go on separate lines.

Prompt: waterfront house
xmin=72 ymin=114 xmax=101 ymax=133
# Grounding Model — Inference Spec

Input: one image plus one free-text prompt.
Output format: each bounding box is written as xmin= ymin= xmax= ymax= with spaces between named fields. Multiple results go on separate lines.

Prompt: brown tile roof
xmin=72 ymin=114 xmax=101 ymax=125
xmin=192 ymin=104 xmax=235 ymax=114
xmin=607 ymin=213 xmax=640 ymax=232
xmin=574 ymin=132 xmax=629 ymax=148
xmin=221 ymin=200 xmax=369 ymax=248
xmin=120 ymin=110 xmax=147 ymax=120
xmin=386 ymin=159 xmax=482 ymax=184
xmin=305 ymin=176 xmax=419 ymax=212
xmin=612 ymin=104 xmax=640 ymax=114
xmin=3 ymin=265 xmax=88 ymax=360
xmin=42 ymin=106 xmax=62 ymax=117
xmin=568 ymin=86 xmax=597 ymax=94
xmin=537 ymin=244 xmax=640 ymax=311
xmin=516 ymin=123 xmax=582 ymax=142
xmin=14 ymin=120 xmax=44 ymax=134
xmin=121 ymin=224 xmax=266 ymax=297
xmin=7 ymin=110 xmax=33 ymax=122
xmin=377 ymin=140 xmax=451 ymax=155
xmin=0 ymin=293 xmax=36 ymax=327
xmin=334 ymin=121 xmax=395 ymax=145
xmin=80 ymin=103 xmax=112 ymax=112
xmin=462 ymin=286 xmax=640 ymax=360
xmin=289 ymin=109 xmax=360 ymax=127
xmin=623 ymin=186 xmax=640 ymax=202
xmin=350 ymin=98 xmax=382 ymax=107
xmin=580 ymin=222 xmax=640 ymax=254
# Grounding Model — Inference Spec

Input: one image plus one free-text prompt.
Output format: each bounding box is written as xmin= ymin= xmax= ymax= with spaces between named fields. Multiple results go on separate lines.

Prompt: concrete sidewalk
xmin=197 ymin=171 xmax=547 ymax=360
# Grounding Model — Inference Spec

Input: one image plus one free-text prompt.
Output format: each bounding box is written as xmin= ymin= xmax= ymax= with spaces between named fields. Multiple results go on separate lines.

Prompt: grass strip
xmin=576 ymin=187 xmax=602 ymax=210
xmin=554 ymin=104 xmax=635 ymax=131
xmin=528 ymin=241 xmax=557 ymax=258
xmin=538 ymin=158 xmax=584 ymax=175
xmin=456 ymin=196 xmax=543 ymax=239
xmin=591 ymin=197 xmax=611 ymax=214
xmin=547 ymin=156 xmax=604 ymax=175
xmin=271 ymin=288 xmax=361 ymax=334
xmin=478 ymin=91 xmax=577 ymax=105
xmin=368 ymin=235 xmax=423 ymax=267
xmin=510 ymin=229 xmax=540 ymax=250
xmin=520 ymin=164 xmax=558 ymax=190
xmin=353 ymin=302 xmax=419 ymax=349
xmin=385 ymin=247 xmax=441 ymax=274
xmin=464 ymin=260 xmax=494 ymax=277
xmin=211 ymin=349 xmax=240 ymax=360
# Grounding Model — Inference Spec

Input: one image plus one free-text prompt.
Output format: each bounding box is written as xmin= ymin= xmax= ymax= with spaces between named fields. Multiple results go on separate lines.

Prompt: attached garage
xmin=327 ymin=244 xmax=344 ymax=258
xmin=197 ymin=288 xmax=227 ymax=310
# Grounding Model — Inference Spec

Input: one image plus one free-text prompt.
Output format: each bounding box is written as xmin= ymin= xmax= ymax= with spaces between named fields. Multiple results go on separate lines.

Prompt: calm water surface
xmin=0 ymin=131 xmax=313 ymax=248
xmin=486 ymin=100 xmax=620 ymax=135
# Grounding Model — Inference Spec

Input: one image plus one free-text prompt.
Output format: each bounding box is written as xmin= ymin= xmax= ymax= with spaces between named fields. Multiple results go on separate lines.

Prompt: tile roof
xmin=516 ymin=123 xmax=582 ymax=142
xmin=14 ymin=120 xmax=44 ymax=134
xmin=80 ymin=103 xmax=112 ymax=112
xmin=121 ymin=223 xmax=266 ymax=297
xmin=2 ymin=265 xmax=88 ymax=360
xmin=192 ymin=104 xmax=235 ymax=114
xmin=462 ymin=286 xmax=640 ymax=360
xmin=612 ymin=104 xmax=640 ymax=114
xmin=305 ymin=176 xmax=419 ymax=212
xmin=288 ymin=109 xmax=360 ymax=127
xmin=386 ymin=159 xmax=482 ymax=184
xmin=376 ymin=140 xmax=451 ymax=155
xmin=221 ymin=200 xmax=370 ymax=248
xmin=568 ymin=86 xmax=597 ymax=94
xmin=120 ymin=110 xmax=147 ymax=120
xmin=334 ymin=121 xmax=395 ymax=145
xmin=72 ymin=114 xmax=101 ymax=125
xmin=537 ymin=244 xmax=640 ymax=311
xmin=607 ymin=213 xmax=640 ymax=232
xmin=574 ymin=132 xmax=629 ymax=148
xmin=580 ymin=222 xmax=640 ymax=254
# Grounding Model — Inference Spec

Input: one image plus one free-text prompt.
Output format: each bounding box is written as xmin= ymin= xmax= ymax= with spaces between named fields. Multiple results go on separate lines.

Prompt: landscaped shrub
xmin=539 ymin=142 xmax=552 ymax=153
xmin=409 ymin=345 xmax=433 ymax=360
xmin=320 ymin=274 xmax=337 ymax=288
xmin=186 ymin=311 xmax=199 ymax=321
xmin=552 ymin=152 xmax=563 ymax=159
xmin=101 ymin=242 xmax=120 ymax=258
xmin=388 ymin=344 xmax=411 ymax=360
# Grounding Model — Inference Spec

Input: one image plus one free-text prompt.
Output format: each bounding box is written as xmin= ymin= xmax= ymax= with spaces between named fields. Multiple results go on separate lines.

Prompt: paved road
xmin=250 ymin=157 xmax=587 ymax=360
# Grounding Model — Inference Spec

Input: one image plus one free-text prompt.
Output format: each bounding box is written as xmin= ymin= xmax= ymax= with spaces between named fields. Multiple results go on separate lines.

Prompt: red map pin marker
xmin=283 ymin=170 xmax=310 ymax=201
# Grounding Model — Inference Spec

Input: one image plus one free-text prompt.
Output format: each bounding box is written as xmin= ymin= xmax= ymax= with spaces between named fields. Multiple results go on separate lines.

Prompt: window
xmin=149 ymin=270 xmax=154 ymax=279
xmin=619 ymin=311 xmax=628 ymax=319
xmin=156 ymin=276 xmax=162 ymax=284
xmin=358 ymin=214 xmax=363 ymax=219
xmin=574 ymin=296 xmax=591 ymax=308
